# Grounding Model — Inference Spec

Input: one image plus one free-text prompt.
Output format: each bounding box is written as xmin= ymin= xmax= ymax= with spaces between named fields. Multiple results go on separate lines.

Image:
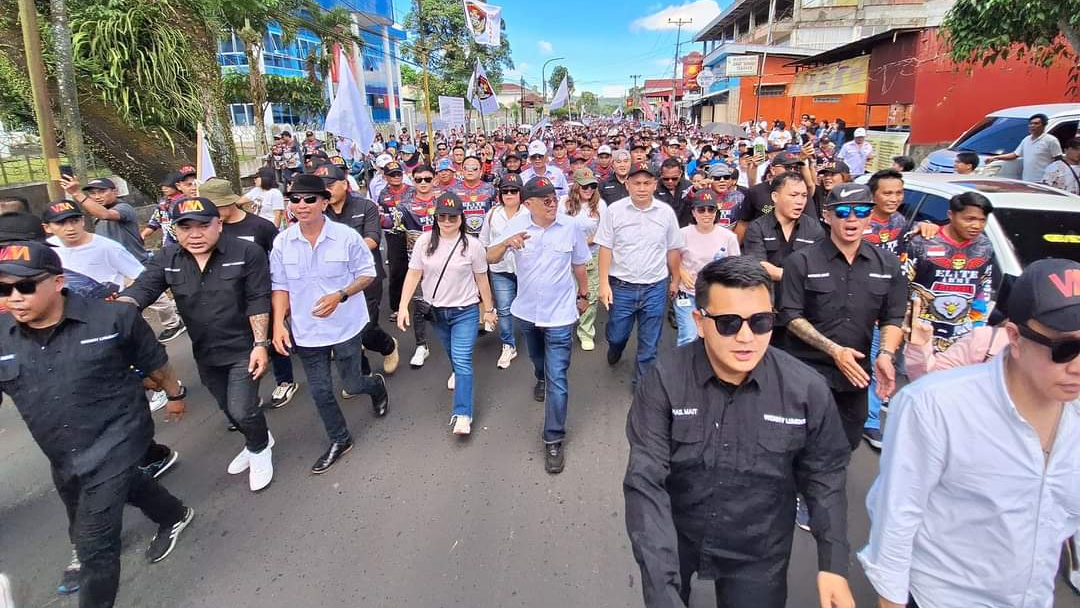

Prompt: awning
xmin=691 ymin=89 xmax=729 ymax=106
xmin=789 ymin=56 xmax=869 ymax=97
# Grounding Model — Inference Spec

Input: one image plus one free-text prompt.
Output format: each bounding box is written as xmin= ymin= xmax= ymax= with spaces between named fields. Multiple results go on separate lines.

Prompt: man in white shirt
xmin=988 ymin=113 xmax=1064 ymax=182
xmin=858 ymin=258 xmax=1080 ymax=608
xmin=520 ymin=140 xmax=570 ymax=199
xmin=1041 ymin=136 xmax=1080 ymax=195
xmin=837 ymin=127 xmax=875 ymax=176
xmin=42 ymin=200 xmax=144 ymax=288
xmin=486 ymin=176 xmax=590 ymax=475
xmin=595 ymin=162 xmax=684 ymax=383
xmin=270 ymin=174 xmax=390 ymax=475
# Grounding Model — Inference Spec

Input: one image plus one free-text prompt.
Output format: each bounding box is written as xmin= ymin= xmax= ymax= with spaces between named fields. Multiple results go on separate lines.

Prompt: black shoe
xmin=156 ymin=322 xmax=187 ymax=343
xmin=606 ymin=348 xmax=622 ymax=365
xmin=311 ymin=440 xmax=353 ymax=474
xmin=371 ymin=373 xmax=389 ymax=417
xmin=533 ymin=378 xmax=546 ymax=402
xmin=227 ymin=423 xmax=238 ymax=432
xmin=145 ymin=507 xmax=194 ymax=563
xmin=138 ymin=449 xmax=179 ymax=480
xmin=57 ymin=548 xmax=80 ymax=595
xmin=863 ymin=428 xmax=883 ymax=451
xmin=545 ymin=442 xmax=564 ymax=474
xmin=795 ymin=496 xmax=811 ymax=532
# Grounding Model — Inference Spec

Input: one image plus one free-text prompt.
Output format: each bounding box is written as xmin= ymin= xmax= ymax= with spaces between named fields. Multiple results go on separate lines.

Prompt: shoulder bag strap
xmin=430 ymin=235 xmax=463 ymax=301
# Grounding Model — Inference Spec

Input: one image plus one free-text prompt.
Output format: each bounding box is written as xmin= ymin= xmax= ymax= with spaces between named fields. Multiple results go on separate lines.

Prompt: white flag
xmin=467 ymin=60 xmax=499 ymax=115
xmin=548 ymin=75 xmax=570 ymax=111
xmin=196 ymin=123 xmax=216 ymax=183
xmin=529 ymin=117 xmax=551 ymax=140
xmin=463 ymin=0 xmax=502 ymax=47
xmin=324 ymin=48 xmax=376 ymax=156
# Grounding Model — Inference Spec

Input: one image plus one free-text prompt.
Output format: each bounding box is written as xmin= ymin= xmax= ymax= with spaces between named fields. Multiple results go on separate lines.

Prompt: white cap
xmin=854 ymin=127 xmax=867 ymax=138
xmin=527 ymin=140 xmax=548 ymax=156
xmin=375 ymin=153 xmax=394 ymax=169
xmin=370 ymin=142 xmax=385 ymax=154
xmin=667 ymin=137 xmax=679 ymax=145
xmin=607 ymin=127 xmax=619 ymax=136
xmin=597 ymin=145 xmax=612 ymax=155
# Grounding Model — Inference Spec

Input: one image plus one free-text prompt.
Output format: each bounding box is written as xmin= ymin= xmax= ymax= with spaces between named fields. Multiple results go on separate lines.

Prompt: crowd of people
xmin=0 ymin=114 xmax=1076 ymax=608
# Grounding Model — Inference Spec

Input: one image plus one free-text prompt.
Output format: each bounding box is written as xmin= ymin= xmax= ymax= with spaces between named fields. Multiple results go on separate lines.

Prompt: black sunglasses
xmin=830 ymin=204 xmax=873 ymax=219
xmin=1016 ymin=323 xmax=1080 ymax=364
xmin=500 ymin=188 xmax=520 ymax=195
xmin=580 ymin=183 xmax=598 ymax=190
xmin=289 ymin=195 xmax=319 ymax=205
xmin=693 ymin=206 xmax=717 ymax=213
xmin=698 ymin=311 xmax=776 ymax=336
xmin=414 ymin=176 xmax=434 ymax=183
xmin=0 ymin=273 xmax=52 ymax=297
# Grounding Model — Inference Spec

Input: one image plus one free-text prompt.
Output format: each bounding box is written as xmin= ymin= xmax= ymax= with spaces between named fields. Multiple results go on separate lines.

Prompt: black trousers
xmin=196 ymin=359 xmax=270 ymax=452
xmin=832 ymin=388 xmax=869 ymax=451
xmin=677 ymin=541 xmax=788 ymax=608
xmin=360 ymin=282 xmax=396 ymax=375
xmin=385 ymin=232 xmax=409 ymax=312
xmin=51 ymin=465 xmax=186 ymax=608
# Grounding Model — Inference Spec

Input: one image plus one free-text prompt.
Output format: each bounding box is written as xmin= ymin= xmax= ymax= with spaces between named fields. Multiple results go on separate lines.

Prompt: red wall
xmin=910 ymin=31 xmax=1080 ymax=144
xmin=736 ymin=55 xmax=877 ymax=127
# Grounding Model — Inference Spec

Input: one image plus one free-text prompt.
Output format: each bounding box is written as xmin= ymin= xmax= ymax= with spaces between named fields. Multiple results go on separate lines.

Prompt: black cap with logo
xmin=825 ymin=183 xmax=872 ymax=206
xmin=435 ymin=192 xmax=463 ymax=216
xmin=41 ymin=200 xmax=84 ymax=223
xmin=1006 ymin=258 xmax=1080 ymax=332
xmin=0 ymin=240 xmax=64 ymax=277
xmin=171 ymin=196 xmax=220 ymax=223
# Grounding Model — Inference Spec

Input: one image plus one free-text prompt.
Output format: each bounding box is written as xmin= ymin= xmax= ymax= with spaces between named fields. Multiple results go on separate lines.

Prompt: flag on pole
xmin=467 ymin=60 xmax=500 ymax=115
xmin=640 ymin=98 xmax=656 ymax=122
xmin=195 ymin=123 xmax=216 ymax=183
xmin=462 ymin=0 xmax=502 ymax=47
xmin=529 ymin=117 xmax=551 ymax=140
xmin=324 ymin=47 xmax=376 ymax=156
xmin=548 ymin=76 xmax=570 ymax=111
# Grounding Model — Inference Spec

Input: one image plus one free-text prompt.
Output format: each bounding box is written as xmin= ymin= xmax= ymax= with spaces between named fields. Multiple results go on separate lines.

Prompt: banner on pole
xmin=463 ymin=0 xmax=502 ymax=47
xmin=324 ymin=48 xmax=376 ymax=155
xmin=439 ymin=96 xmax=467 ymax=127
xmin=467 ymin=61 xmax=500 ymax=115
xmin=548 ymin=76 xmax=570 ymax=111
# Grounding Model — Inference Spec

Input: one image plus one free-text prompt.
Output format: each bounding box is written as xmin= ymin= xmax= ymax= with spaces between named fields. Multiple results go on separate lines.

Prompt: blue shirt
xmin=504 ymin=212 xmax=591 ymax=327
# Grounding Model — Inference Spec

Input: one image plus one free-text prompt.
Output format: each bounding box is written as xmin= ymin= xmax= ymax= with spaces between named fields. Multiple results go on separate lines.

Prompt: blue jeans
xmin=606 ymin=278 xmax=668 ymax=381
xmin=518 ymin=319 xmax=573 ymax=444
xmin=431 ymin=305 xmax=479 ymax=418
xmin=490 ymin=271 xmax=517 ymax=348
xmin=673 ymin=290 xmax=698 ymax=346
xmin=294 ymin=330 xmax=387 ymax=444
xmin=271 ymin=351 xmax=294 ymax=384
xmin=866 ymin=325 xmax=882 ymax=431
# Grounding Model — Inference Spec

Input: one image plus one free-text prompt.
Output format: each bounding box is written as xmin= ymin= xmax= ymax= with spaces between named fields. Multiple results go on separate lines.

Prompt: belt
xmin=610 ymin=277 xmax=664 ymax=288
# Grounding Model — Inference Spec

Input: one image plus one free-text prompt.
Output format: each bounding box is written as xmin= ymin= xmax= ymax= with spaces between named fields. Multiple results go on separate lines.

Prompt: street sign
xmin=696 ymin=67 xmax=716 ymax=90
xmin=725 ymin=55 xmax=759 ymax=77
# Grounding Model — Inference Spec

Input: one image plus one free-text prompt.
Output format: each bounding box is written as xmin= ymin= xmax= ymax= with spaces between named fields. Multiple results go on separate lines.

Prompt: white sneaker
xmin=0 ymin=572 xmax=14 ymax=608
xmin=270 ymin=382 xmax=299 ymax=408
xmin=447 ymin=373 xmax=455 ymax=390
xmin=148 ymin=390 xmax=168 ymax=413
xmin=247 ymin=446 xmax=273 ymax=492
xmin=450 ymin=415 xmax=472 ymax=435
xmin=226 ymin=432 xmax=274 ymax=475
xmin=497 ymin=344 xmax=517 ymax=369
xmin=410 ymin=345 xmax=430 ymax=368
xmin=483 ymin=321 xmax=495 ymax=333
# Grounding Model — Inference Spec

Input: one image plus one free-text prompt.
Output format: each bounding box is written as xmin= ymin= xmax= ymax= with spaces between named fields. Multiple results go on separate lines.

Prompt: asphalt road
xmin=1 ymin=309 xmax=1076 ymax=608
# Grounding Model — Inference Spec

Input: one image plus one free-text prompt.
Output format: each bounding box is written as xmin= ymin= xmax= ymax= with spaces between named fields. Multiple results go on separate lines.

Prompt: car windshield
xmin=994 ymin=208 xmax=1080 ymax=266
xmin=953 ymin=116 xmax=1030 ymax=155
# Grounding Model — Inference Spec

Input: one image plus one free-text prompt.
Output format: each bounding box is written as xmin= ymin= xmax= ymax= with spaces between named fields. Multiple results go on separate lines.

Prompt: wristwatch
xmin=879 ymin=349 xmax=895 ymax=359
xmin=166 ymin=384 xmax=187 ymax=401
xmin=337 ymin=289 xmax=349 ymax=302
xmin=577 ymin=293 xmax=589 ymax=301
xmin=253 ymin=340 xmax=271 ymax=348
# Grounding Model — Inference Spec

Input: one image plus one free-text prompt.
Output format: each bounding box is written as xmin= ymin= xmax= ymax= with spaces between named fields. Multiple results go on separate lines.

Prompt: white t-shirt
xmin=1015 ymin=133 xmax=1063 ymax=182
xmin=48 ymin=234 xmax=144 ymax=286
xmin=245 ymin=186 xmax=285 ymax=225
xmin=558 ymin=198 xmax=608 ymax=254
xmin=678 ymin=225 xmax=741 ymax=295
xmin=479 ymin=204 xmax=528 ymax=274
xmin=408 ymin=232 xmax=488 ymax=308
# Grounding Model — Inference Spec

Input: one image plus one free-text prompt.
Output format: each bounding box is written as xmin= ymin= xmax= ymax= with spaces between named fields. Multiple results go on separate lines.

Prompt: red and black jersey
xmin=377 ymin=184 xmax=415 ymax=233
xmin=862 ymin=211 xmax=908 ymax=257
xmin=449 ymin=180 xmax=496 ymax=237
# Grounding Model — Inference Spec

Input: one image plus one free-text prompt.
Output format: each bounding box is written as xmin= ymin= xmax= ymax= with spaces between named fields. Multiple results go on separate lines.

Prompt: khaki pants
xmin=575 ymin=251 xmax=600 ymax=343
xmin=143 ymin=292 xmax=181 ymax=330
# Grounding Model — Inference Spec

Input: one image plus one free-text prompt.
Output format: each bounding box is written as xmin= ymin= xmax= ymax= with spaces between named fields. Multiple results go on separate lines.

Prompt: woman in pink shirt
xmin=904 ymin=292 xmax=1008 ymax=380
xmin=673 ymin=190 xmax=741 ymax=346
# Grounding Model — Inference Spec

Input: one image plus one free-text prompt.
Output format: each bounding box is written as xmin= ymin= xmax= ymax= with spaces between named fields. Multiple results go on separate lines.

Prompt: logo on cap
xmin=178 ymin=199 xmax=206 ymax=213
xmin=536 ymin=179 xmax=549 ymax=187
xmin=49 ymin=202 xmax=75 ymax=214
xmin=442 ymin=199 xmax=457 ymax=208
xmin=314 ymin=166 xmax=330 ymax=177
xmin=0 ymin=245 xmax=31 ymax=262
xmin=1050 ymin=268 xmax=1080 ymax=297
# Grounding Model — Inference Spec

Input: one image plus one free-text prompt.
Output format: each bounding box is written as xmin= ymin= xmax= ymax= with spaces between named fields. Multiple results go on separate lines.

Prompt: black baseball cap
xmin=499 ymin=174 xmax=523 ymax=190
xmin=41 ymin=200 xmax=84 ymax=223
xmin=690 ymin=190 xmax=718 ymax=208
xmin=81 ymin=177 xmax=116 ymax=191
xmin=171 ymin=196 xmax=220 ymax=223
xmin=772 ymin=151 xmax=804 ymax=167
xmin=435 ymin=192 xmax=464 ymax=216
xmin=523 ymin=176 xmax=556 ymax=199
xmin=628 ymin=162 xmax=656 ymax=178
xmin=0 ymin=240 xmax=63 ymax=277
xmin=313 ymin=163 xmax=347 ymax=182
xmin=818 ymin=160 xmax=851 ymax=175
xmin=825 ymin=183 xmax=872 ymax=206
xmin=384 ymin=162 xmax=404 ymax=176
xmin=0 ymin=212 xmax=49 ymax=244
xmin=1006 ymin=258 xmax=1080 ymax=332
xmin=630 ymin=140 xmax=648 ymax=151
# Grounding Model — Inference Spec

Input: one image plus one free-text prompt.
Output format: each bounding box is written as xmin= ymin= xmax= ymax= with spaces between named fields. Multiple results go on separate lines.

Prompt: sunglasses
xmin=500 ymin=188 xmax=520 ymax=195
xmin=693 ymin=206 xmax=717 ymax=213
xmin=698 ymin=311 xmax=776 ymax=336
xmin=830 ymin=204 xmax=873 ymax=219
xmin=414 ymin=176 xmax=434 ymax=183
xmin=0 ymin=273 xmax=52 ymax=297
xmin=661 ymin=177 xmax=680 ymax=182
xmin=713 ymin=175 xmax=733 ymax=180
xmin=463 ymin=166 xmax=482 ymax=172
xmin=580 ymin=183 xmax=598 ymax=190
xmin=289 ymin=195 xmax=320 ymax=205
xmin=1016 ymin=323 xmax=1080 ymax=364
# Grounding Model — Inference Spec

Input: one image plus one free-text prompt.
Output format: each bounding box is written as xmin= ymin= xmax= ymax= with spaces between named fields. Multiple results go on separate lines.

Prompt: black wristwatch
xmin=577 ymin=294 xmax=589 ymax=301
xmin=878 ymin=349 xmax=895 ymax=359
xmin=166 ymin=384 xmax=187 ymax=401
xmin=338 ymin=289 xmax=349 ymax=302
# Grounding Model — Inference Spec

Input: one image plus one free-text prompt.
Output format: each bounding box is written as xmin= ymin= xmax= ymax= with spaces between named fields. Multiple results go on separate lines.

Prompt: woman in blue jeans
xmin=397 ymin=192 xmax=496 ymax=436
xmin=479 ymin=174 xmax=526 ymax=369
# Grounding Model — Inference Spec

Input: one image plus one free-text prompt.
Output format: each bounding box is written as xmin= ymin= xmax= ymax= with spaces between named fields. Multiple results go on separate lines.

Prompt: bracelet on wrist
xmin=879 ymin=349 xmax=895 ymax=359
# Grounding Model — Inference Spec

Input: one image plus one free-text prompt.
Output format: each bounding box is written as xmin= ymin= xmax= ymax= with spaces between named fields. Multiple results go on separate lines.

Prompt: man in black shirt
xmin=0 ymin=241 xmax=193 ymax=608
xmin=739 ymin=151 xmax=819 ymax=233
xmin=120 ymin=197 xmax=276 ymax=492
xmin=655 ymin=157 xmax=694 ymax=227
xmin=201 ymin=178 xmax=279 ymax=253
xmin=780 ymin=183 xmax=907 ymax=451
xmin=600 ymin=149 xmax=631 ymax=203
xmin=624 ymin=256 xmax=853 ymax=608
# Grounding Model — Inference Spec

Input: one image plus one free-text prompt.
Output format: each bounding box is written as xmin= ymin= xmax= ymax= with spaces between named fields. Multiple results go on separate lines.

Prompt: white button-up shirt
xmin=520 ymin=164 xmax=569 ymax=198
xmin=838 ymin=140 xmax=874 ymax=175
xmin=857 ymin=352 xmax=1080 ymax=608
xmin=593 ymin=197 xmax=684 ymax=285
xmin=269 ymin=218 xmax=375 ymax=348
xmin=504 ymin=212 xmax=591 ymax=327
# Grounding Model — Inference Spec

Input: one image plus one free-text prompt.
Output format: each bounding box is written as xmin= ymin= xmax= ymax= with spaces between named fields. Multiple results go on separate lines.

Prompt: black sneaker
xmin=371 ymin=374 xmax=389 ymax=417
xmin=156 ymin=322 xmax=187 ymax=343
xmin=145 ymin=507 xmax=194 ymax=563
xmin=606 ymin=348 xmax=622 ymax=366
xmin=311 ymin=440 xmax=353 ymax=474
xmin=57 ymin=548 xmax=80 ymax=595
xmin=544 ymin=442 xmax=564 ymax=474
xmin=863 ymin=428 xmax=883 ymax=451
xmin=533 ymin=378 xmax=546 ymax=403
xmin=795 ymin=496 xmax=811 ymax=532
xmin=138 ymin=449 xmax=179 ymax=480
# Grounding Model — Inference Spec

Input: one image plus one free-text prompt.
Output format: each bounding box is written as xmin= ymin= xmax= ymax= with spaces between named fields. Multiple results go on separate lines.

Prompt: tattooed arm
xmin=787 ymin=318 xmax=841 ymax=357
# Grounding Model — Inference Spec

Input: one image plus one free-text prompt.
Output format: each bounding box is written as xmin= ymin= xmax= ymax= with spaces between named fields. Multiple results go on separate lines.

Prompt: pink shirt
xmin=904 ymin=325 xmax=1008 ymax=381
xmin=408 ymin=232 xmax=488 ymax=308
xmin=678 ymin=225 xmax=741 ymax=295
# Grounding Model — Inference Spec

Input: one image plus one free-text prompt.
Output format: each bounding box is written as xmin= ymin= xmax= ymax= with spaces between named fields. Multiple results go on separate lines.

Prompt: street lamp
xmin=542 ymin=57 xmax=566 ymax=103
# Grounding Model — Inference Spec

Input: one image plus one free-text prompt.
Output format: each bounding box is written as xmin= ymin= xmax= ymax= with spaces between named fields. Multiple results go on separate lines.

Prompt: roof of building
xmin=787 ymin=28 xmax=924 ymax=67
xmin=694 ymin=0 xmax=771 ymax=42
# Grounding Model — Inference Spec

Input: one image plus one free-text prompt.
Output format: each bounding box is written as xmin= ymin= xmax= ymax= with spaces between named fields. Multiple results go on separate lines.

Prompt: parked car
xmin=918 ymin=103 xmax=1080 ymax=177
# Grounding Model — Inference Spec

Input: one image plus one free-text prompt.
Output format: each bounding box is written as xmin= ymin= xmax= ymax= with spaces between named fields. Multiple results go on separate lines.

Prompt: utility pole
xmin=668 ymin=18 xmax=692 ymax=126
xmin=17 ymin=0 xmax=63 ymax=201
xmin=520 ymin=76 xmax=526 ymax=124
xmin=629 ymin=74 xmax=642 ymax=120
xmin=415 ymin=0 xmax=435 ymax=161
xmin=753 ymin=0 xmax=777 ymax=127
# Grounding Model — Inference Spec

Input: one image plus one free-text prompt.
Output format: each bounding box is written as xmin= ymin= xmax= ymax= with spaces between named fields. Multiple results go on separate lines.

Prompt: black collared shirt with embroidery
xmin=0 ymin=294 xmax=167 ymax=483
xmin=624 ymin=342 xmax=851 ymax=607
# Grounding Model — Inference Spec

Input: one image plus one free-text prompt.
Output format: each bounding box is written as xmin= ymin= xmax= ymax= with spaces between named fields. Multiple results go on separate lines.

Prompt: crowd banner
xmin=789 ymin=56 xmax=870 ymax=97
xmin=462 ymin=0 xmax=502 ymax=47
xmin=866 ymin=130 xmax=910 ymax=173
xmin=439 ymin=96 xmax=467 ymax=128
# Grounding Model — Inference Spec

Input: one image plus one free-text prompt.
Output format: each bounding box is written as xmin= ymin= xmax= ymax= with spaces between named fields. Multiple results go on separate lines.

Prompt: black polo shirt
xmin=778 ymin=238 xmax=908 ymax=391
xmin=325 ymin=192 xmax=383 ymax=280
xmin=655 ymin=177 xmax=694 ymax=227
xmin=0 ymin=294 xmax=165 ymax=483
xmin=600 ymin=173 xmax=629 ymax=204
xmin=624 ymin=342 xmax=850 ymax=602
xmin=221 ymin=211 xmax=278 ymax=255
xmin=121 ymin=237 xmax=271 ymax=367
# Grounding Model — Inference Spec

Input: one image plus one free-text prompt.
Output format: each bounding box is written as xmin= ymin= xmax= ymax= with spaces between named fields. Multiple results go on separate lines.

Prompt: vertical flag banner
xmin=548 ymin=75 xmax=570 ymax=111
xmin=462 ymin=0 xmax=502 ymax=47
xmin=467 ymin=60 xmax=500 ymax=115
xmin=324 ymin=47 xmax=376 ymax=156
xmin=196 ymin=123 xmax=216 ymax=183
xmin=641 ymin=98 xmax=656 ymax=122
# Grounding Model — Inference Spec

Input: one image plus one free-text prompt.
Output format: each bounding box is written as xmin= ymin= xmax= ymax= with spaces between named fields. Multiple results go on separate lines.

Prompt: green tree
xmin=579 ymin=91 xmax=598 ymax=111
xmin=942 ymin=0 xmax=1079 ymax=89
xmin=222 ymin=73 xmax=328 ymax=118
xmin=548 ymin=65 xmax=573 ymax=97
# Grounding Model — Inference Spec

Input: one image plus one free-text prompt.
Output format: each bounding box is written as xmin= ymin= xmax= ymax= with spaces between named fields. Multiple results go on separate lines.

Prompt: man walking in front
xmin=486 ymin=176 xmax=591 ymax=474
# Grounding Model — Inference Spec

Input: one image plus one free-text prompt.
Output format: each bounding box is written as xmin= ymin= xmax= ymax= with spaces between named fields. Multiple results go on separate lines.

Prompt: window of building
xmin=229 ymin=103 xmax=256 ymax=126
xmin=755 ymin=84 xmax=787 ymax=97
xmin=812 ymin=96 xmax=840 ymax=103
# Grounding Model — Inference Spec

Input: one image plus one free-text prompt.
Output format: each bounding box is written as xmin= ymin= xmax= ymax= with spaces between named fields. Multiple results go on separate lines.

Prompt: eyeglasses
xmin=436 ymin=214 xmax=459 ymax=222
xmin=698 ymin=311 xmax=776 ymax=336
xmin=289 ymin=195 xmax=320 ymax=205
xmin=661 ymin=177 xmax=680 ymax=182
xmin=500 ymin=188 xmax=520 ymax=195
xmin=0 ymin=273 xmax=52 ymax=297
xmin=1016 ymin=323 xmax=1080 ymax=364
xmin=693 ymin=206 xmax=717 ymax=214
xmin=580 ymin=183 xmax=598 ymax=190
xmin=830 ymin=204 xmax=873 ymax=219
xmin=414 ymin=176 xmax=434 ymax=183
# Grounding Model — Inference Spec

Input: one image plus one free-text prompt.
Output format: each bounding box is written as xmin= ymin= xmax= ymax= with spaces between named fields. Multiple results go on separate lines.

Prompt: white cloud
xmin=630 ymin=0 xmax=721 ymax=32
xmin=601 ymin=85 xmax=627 ymax=98
xmin=537 ymin=40 xmax=554 ymax=54
xmin=504 ymin=62 xmax=531 ymax=79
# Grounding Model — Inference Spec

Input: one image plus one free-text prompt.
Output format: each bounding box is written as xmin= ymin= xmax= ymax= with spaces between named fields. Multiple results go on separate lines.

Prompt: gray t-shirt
xmin=95 ymin=202 xmax=148 ymax=262
xmin=1015 ymin=133 xmax=1063 ymax=182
